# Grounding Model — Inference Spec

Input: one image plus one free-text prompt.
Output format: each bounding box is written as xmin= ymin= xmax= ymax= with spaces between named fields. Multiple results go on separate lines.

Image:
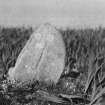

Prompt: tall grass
xmin=0 ymin=26 xmax=105 ymax=105
xmin=60 ymin=27 xmax=105 ymax=105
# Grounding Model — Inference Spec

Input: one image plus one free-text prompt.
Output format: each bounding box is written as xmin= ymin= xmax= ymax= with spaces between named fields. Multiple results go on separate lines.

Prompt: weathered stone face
xmin=8 ymin=23 xmax=65 ymax=84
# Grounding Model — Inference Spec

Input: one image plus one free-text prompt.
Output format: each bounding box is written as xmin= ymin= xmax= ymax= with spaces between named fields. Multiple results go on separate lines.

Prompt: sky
xmin=0 ymin=0 xmax=105 ymax=28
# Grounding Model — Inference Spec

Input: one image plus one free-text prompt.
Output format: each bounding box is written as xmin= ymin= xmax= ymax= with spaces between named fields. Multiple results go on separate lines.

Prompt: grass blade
xmin=85 ymin=58 xmax=104 ymax=93
xmin=85 ymin=53 xmax=95 ymax=93
xmin=89 ymin=87 xmax=105 ymax=105
xmin=36 ymin=90 xmax=69 ymax=104
xmin=59 ymin=93 xmax=90 ymax=104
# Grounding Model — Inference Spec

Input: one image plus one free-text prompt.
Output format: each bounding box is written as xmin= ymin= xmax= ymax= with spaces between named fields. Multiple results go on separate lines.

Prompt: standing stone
xmin=8 ymin=23 xmax=65 ymax=84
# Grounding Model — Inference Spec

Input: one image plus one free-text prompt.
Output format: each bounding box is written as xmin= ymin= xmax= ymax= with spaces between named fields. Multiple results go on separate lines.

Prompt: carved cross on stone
xmin=8 ymin=23 xmax=65 ymax=85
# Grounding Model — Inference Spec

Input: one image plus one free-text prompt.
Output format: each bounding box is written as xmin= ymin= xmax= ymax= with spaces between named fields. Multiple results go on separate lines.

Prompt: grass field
xmin=0 ymin=26 xmax=105 ymax=105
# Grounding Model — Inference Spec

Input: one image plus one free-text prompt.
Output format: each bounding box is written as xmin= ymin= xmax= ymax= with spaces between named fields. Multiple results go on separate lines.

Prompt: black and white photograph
xmin=0 ymin=0 xmax=105 ymax=105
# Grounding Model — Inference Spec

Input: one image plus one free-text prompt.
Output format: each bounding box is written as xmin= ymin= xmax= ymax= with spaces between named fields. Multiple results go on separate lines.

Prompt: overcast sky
xmin=0 ymin=0 xmax=105 ymax=28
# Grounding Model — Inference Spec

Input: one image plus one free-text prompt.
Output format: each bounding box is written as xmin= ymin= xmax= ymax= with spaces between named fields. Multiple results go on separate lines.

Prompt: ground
xmin=0 ymin=26 xmax=105 ymax=105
